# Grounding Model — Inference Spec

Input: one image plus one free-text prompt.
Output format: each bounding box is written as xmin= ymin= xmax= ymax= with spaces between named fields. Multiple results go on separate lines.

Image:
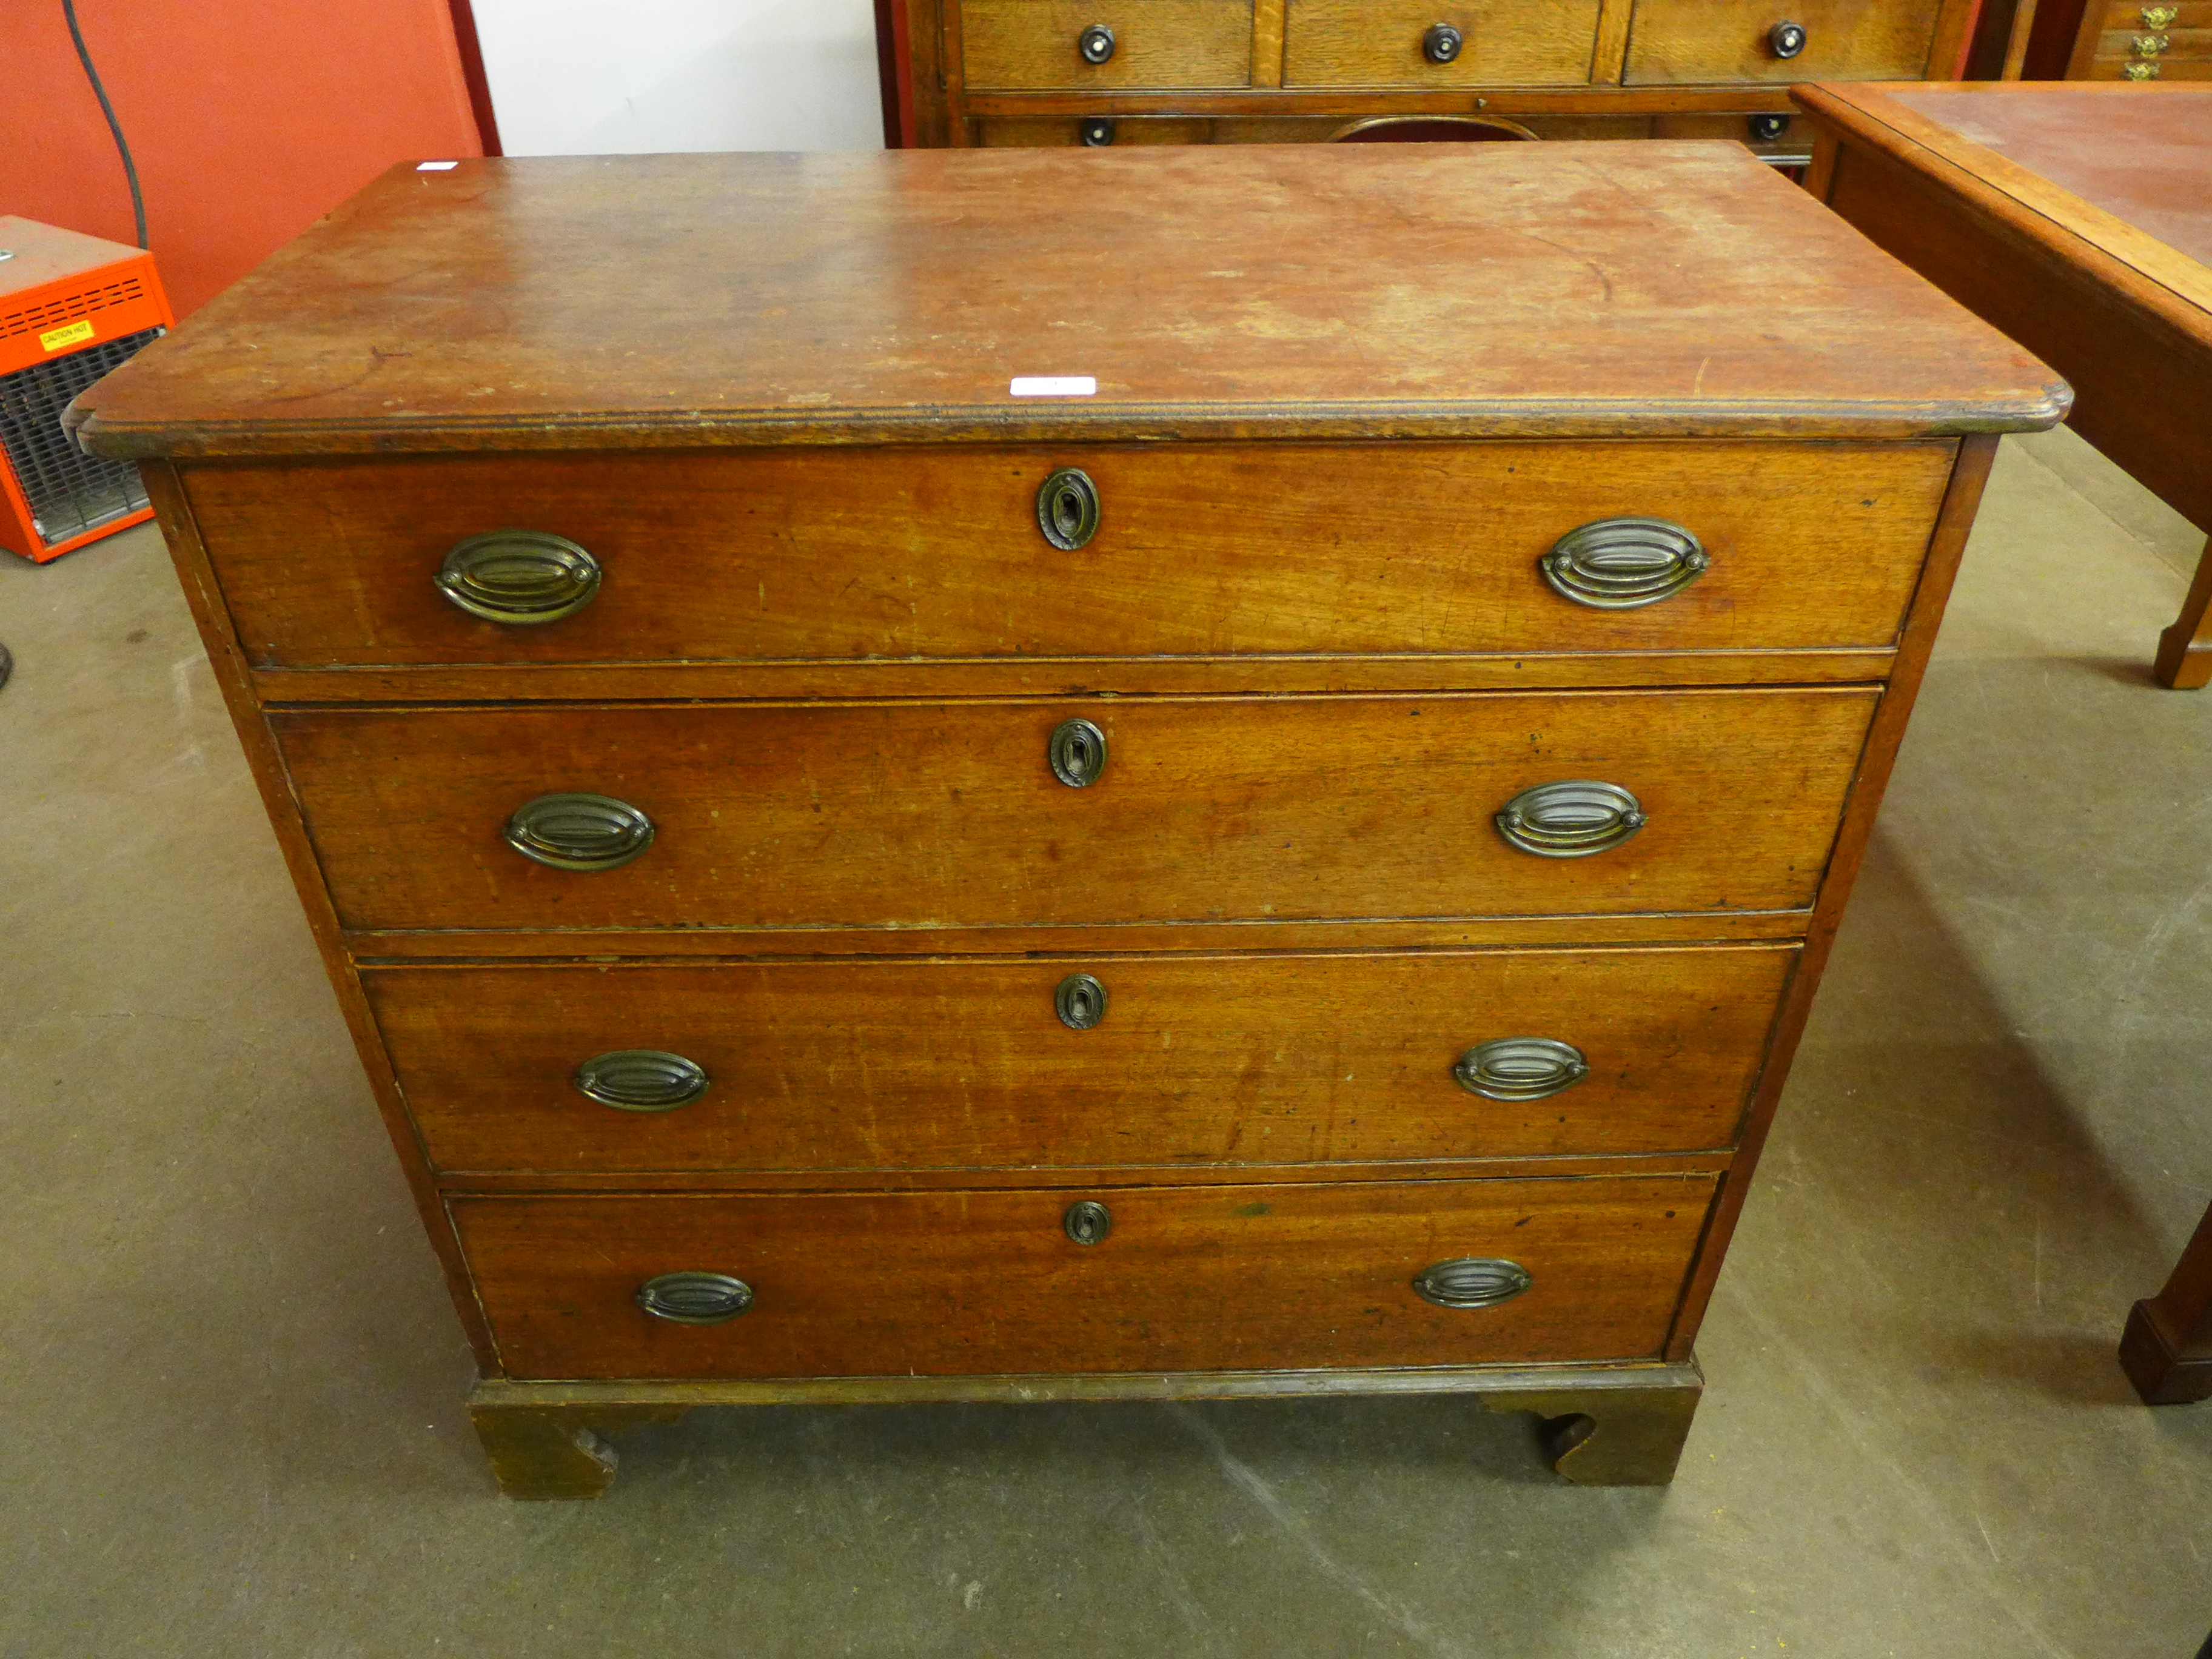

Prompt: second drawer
xmin=367 ymin=943 xmax=1797 ymax=1173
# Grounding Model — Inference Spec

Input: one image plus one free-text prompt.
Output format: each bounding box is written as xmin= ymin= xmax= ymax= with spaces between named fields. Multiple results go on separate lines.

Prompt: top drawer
xmin=1623 ymin=0 xmax=1938 ymax=84
xmin=187 ymin=441 xmax=1954 ymax=673
xmin=1285 ymin=0 xmax=1605 ymax=86
xmin=963 ymin=0 xmax=1255 ymax=88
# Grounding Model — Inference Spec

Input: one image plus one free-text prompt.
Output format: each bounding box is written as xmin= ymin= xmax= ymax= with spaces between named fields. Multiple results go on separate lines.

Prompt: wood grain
xmin=364 ymin=942 xmax=1797 ymax=1173
xmin=962 ymin=0 xmax=1253 ymax=88
xmin=184 ymin=441 xmax=1959 ymax=672
xmin=271 ymin=688 xmax=1880 ymax=933
xmin=1624 ymin=0 xmax=1939 ymax=84
xmin=451 ymin=1174 xmax=1716 ymax=1378
xmin=1284 ymin=0 xmax=1604 ymax=87
xmin=69 ymin=146 xmax=2064 ymax=460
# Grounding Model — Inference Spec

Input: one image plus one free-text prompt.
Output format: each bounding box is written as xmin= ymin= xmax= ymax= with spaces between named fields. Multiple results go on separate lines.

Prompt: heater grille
xmin=0 ymin=327 xmax=159 ymax=549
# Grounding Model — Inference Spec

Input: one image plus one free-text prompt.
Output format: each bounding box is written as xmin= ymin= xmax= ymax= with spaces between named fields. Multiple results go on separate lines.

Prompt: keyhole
xmin=1056 ymin=972 xmax=1108 ymax=1029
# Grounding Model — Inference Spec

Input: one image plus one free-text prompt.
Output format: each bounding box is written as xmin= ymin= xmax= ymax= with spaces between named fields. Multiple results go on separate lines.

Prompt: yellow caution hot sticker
xmin=39 ymin=319 xmax=96 ymax=352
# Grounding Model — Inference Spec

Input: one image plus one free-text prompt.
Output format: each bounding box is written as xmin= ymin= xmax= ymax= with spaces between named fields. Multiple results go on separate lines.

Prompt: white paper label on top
xmin=1009 ymin=376 xmax=1097 ymax=398
xmin=417 ymin=161 xmax=460 ymax=172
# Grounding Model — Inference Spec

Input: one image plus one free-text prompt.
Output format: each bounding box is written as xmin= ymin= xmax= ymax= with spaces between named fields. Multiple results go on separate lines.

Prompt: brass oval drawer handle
xmin=635 ymin=1271 xmax=754 ymax=1324
xmin=503 ymin=792 xmax=655 ymax=871
xmin=1078 ymin=22 xmax=1116 ymax=63
xmin=1541 ymin=517 xmax=1709 ymax=609
xmin=1454 ymin=1036 xmax=1590 ymax=1101
xmin=435 ymin=529 xmax=602 ymax=625
xmin=1049 ymin=717 xmax=1108 ymax=787
xmin=574 ymin=1049 xmax=709 ymax=1112
xmin=1768 ymin=18 xmax=1808 ymax=56
xmin=1413 ymin=1257 xmax=1533 ymax=1310
xmin=1423 ymin=21 xmax=1463 ymax=62
xmin=2123 ymin=59 xmax=2162 ymax=76
xmin=1064 ymin=1199 xmax=1113 ymax=1245
xmin=1056 ymin=972 xmax=1109 ymax=1030
xmin=1495 ymin=780 xmax=1646 ymax=858
xmin=1037 ymin=467 xmax=1101 ymax=550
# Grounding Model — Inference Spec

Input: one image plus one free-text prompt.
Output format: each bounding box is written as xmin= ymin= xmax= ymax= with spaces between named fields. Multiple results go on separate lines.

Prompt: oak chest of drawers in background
xmin=891 ymin=0 xmax=1982 ymax=158
xmin=72 ymin=143 xmax=2062 ymax=1497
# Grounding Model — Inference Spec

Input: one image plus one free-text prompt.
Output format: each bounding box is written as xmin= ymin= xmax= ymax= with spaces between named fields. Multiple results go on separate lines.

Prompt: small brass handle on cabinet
xmin=503 ymin=792 xmax=655 ymax=871
xmin=574 ymin=1049 xmax=709 ymax=1112
xmin=1454 ymin=1037 xmax=1590 ymax=1101
xmin=1495 ymin=780 xmax=1646 ymax=858
xmin=1064 ymin=1200 xmax=1113 ymax=1245
xmin=1080 ymin=117 xmax=1116 ymax=146
xmin=1423 ymin=22 xmax=1464 ymax=61
xmin=1056 ymin=972 xmax=1109 ymax=1030
xmin=1768 ymin=19 xmax=1808 ymax=56
xmin=1037 ymin=466 xmax=1101 ymax=549
xmin=1541 ymin=517 xmax=1709 ymax=609
xmin=2141 ymin=4 xmax=2176 ymax=24
xmin=1078 ymin=22 xmax=1116 ymax=62
xmin=635 ymin=1272 xmax=754 ymax=1324
xmin=1049 ymin=717 xmax=1109 ymax=787
xmin=2123 ymin=59 xmax=2162 ymax=76
xmin=1413 ymin=1258 xmax=1532 ymax=1310
xmin=2133 ymin=31 xmax=2170 ymax=52
xmin=435 ymin=529 xmax=602 ymax=625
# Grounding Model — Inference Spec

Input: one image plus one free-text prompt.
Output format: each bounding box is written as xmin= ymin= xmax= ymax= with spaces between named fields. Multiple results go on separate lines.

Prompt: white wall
xmin=474 ymin=0 xmax=883 ymax=156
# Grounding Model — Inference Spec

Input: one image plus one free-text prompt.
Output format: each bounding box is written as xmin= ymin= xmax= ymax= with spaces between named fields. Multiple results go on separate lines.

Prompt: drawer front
xmin=368 ymin=943 xmax=1796 ymax=1173
xmin=1284 ymin=0 xmax=1605 ymax=85
xmin=453 ymin=1176 xmax=1715 ymax=1378
xmin=2085 ymin=39 xmax=2212 ymax=69
xmin=2097 ymin=0 xmax=2210 ymax=23
xmin=964 ymin=0 xmax=1255 ymax=88
xmin=276 ymin=688 xmax=1879 ymax=933
xmin=186 ymin=443 xmax=1956 ymax=669
xmin=1622 ymin=0 xmax=1937 ymax=84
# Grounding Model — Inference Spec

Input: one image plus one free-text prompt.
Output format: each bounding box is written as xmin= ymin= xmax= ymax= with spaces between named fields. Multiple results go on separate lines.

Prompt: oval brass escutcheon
xmin=1078 ymin=22 xmax=1116 ymax=62
xmin=1423 ymin=21 xmax=1463 ymax=61
xmin=1036 ymin=468 xmax=1101 ymax=551
xmin=1494 ymin=780 xmax=1646 ymax=859
xmin=1768 ymin=18 xmax=1808 ymax=55
xmin=435 ymin=529 xmax=602 ymax=625
xmin=1049 ymin=717 xmax=1109 ymax=787
xmin=574 ymin=1049 xmax=710 ymax=1112
xmin=1064 ymin=1199 xmax=1113 ymax=1245
xmin=1413 ymin=1257 xmax=1533 ymax=1310
xmin=1056 ymin=972 xmax=1109 ymax=1030
xmin=503 ymin=792 xmax=655 ymax=871
xmin=635 ymin=1271 xmax=754 ymax=1324
xmin=1453 ymin=1036 xmax=1590 ymax=1101
xmin=1540 ymin=517 xmax=1709 ymax=609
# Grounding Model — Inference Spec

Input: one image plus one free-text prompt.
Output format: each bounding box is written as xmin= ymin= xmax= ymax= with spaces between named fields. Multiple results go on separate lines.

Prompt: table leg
xmin=2119 ymin=1199 xmax=2212 ymax=1404
xmin=2153 ymin=536 xmax=2212 ymax=690
xmin=1484 ymin=1373 xmax=1703 ymax=1484
xmin=469 ymin=1399 xmax=691 ymax=1498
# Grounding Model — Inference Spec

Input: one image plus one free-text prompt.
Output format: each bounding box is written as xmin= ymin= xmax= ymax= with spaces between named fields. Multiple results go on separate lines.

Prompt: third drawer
xmin=367 ymin=943 xmax=1797 ymax=1173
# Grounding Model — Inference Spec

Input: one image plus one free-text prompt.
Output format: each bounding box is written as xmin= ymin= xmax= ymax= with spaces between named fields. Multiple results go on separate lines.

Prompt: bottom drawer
xmin=454 ymin=1176 xmax=1715 ymax=1380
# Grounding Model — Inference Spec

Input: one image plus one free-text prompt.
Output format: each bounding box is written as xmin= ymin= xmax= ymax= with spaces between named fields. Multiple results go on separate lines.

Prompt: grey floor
xmin=2 ymin=427 xmax=2209 ymax=1658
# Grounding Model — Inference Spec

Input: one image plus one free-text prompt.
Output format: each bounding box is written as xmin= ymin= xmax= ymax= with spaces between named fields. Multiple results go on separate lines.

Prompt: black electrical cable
xmin=61 ymin=0 xmax=146 ymax=249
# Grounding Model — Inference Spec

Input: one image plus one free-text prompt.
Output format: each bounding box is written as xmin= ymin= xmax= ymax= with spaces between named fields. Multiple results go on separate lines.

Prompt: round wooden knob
xmin=1768 ymin=19 xmax=1808 ymax=57
xmin=1423 ymin=22 xmax=1464 ymax=62
xmin=1078 ymin=22 xmax=1116 ymax=63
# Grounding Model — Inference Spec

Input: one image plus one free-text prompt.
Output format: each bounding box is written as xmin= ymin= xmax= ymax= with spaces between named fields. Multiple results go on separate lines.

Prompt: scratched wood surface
xmin=71 ymin=145 xmax=2063 ymax=458
xmin=451 ymin=1175 xmax=1716 ymax=1378
xmin=365 ymin=942 xmax=1797 ymax=1173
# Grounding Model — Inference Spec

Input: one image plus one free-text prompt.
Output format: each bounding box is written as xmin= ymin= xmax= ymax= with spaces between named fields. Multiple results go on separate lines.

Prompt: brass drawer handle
xmin=1049 ymin=717 xmax=1108 ymax=787
xmin=435 ymin=529 xmax=602 ymax=625
xmin=1064 ymin=1199 xmax=1113 ymax=1245
xmin=635 ymin=1271 xmax=754 ymax=1324
xmin=2133 ymin=30 xmax=2170 ymax=51
xmin=1495 ymin=780 xmax=1646 ymax=858
xmin=1423 ymin=21 xmax=1463 ymax=62
xmin=1768 ymin=19 xmax=1808 ymax=56
xmin=1056 ymin=972 xmax=1109 ymax=1030
xmin=1413 ymin=1257 xmax=1533 ymax=1309
xmin=1454 ymin=1036 xmax=1590 ymax=1101
xmin=2142 ymin=4 xmax=2176 ymax=24
xmin=1037 ymin=466 xmax=1101 ymax=550
xmin=1541 ymin=517 xmax=1709 ymax=609
xmin=574 ymin=1049 xmax=709 ymax=1112
xmin=2124 ymin=59 xmax=2162 ymax=75
xmin=503 ymin=792 xmax=655 ymax=871
xmin=1077 ymin=22 xmax=1116 ymax=63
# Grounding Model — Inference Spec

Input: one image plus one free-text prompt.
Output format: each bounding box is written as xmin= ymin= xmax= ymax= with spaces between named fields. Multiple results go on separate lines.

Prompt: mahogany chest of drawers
xmin=890 ymin=0 xmax=1982 ymax=156
xmin=72 ymin=142 xmax=2062 ymax=1497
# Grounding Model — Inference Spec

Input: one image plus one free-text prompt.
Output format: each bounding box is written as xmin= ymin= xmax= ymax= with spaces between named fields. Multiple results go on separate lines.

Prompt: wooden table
xmin=1791 ymin=81 xmax=2212 ymax=688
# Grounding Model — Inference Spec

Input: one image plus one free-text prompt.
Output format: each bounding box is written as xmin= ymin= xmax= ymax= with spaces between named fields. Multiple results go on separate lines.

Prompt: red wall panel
xmin=2 ymin=0 xmax=483 ymax=318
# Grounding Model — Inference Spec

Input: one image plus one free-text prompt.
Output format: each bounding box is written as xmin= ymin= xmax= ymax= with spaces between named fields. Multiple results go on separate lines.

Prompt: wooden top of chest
xmin=71 ymin=142 xmax=2064 ymax=460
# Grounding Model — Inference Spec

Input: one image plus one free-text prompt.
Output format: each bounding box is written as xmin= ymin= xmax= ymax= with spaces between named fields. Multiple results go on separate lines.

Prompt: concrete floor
xmin=2 ymin=427 xmax=2209 ymax=1657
